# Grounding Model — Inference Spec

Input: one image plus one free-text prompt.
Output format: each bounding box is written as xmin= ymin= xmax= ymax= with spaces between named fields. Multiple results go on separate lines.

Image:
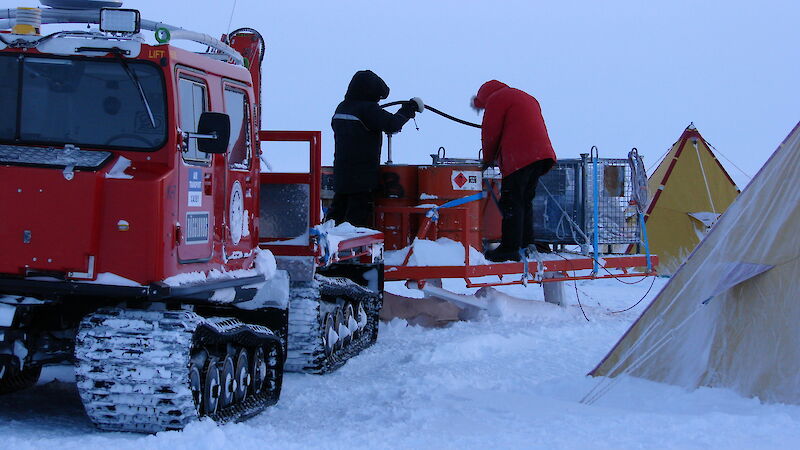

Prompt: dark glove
xmin=398 ymin=102 xmax=416 ymax=119
xmin=409 ymin=97 xmax=424 ymax=113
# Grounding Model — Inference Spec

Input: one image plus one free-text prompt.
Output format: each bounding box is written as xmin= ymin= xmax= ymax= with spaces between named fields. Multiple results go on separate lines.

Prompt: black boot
xmin=484 ymin=246 xmax=522 ymax=263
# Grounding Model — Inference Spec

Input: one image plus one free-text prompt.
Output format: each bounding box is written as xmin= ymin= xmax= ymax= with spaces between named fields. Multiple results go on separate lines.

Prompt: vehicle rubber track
xmin=285 ymin=275 xmax=381 ymax=374
xmin=75 ymin=308 xmax=282 ymax=433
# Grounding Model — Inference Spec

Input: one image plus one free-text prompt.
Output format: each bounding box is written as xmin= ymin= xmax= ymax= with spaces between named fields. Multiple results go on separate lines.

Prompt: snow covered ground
xmin=3 ymin=277 xmax=800 ymax=449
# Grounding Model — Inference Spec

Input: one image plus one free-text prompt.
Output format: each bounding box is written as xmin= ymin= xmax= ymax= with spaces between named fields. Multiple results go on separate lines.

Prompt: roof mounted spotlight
xmin=99 ymin=8 xmax=140 ymax=34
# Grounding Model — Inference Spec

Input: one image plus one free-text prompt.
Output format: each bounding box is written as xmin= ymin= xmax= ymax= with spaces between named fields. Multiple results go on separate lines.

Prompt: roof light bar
xmin=0 ymin=8 xmax=245 ymax=66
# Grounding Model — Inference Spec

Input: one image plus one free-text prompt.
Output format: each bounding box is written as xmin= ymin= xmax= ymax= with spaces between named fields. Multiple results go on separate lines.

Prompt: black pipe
xmin=380 ymin=101 xmax=482 ymax=129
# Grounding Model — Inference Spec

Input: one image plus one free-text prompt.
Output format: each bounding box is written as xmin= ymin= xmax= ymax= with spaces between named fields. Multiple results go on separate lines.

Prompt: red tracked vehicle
xmin=0 ymin=1 xmax=383 ymax=432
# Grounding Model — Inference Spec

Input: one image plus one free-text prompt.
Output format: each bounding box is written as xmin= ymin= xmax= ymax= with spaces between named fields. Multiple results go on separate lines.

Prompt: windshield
xmin=0 ymin=54 xmax=167 ymax=151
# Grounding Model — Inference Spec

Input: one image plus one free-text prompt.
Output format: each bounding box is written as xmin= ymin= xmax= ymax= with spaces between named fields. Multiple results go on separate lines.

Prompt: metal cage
xmin=533 ymin=154 xmax=643 ymax=247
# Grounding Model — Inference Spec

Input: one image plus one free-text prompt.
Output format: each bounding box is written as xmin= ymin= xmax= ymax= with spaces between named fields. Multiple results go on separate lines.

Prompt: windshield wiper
xmin=110 ymin=48 xmax=156 ymax=128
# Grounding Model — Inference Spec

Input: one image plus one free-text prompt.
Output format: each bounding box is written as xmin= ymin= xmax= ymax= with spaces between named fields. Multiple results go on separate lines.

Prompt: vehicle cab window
xmin=0 ymin=56 xmax=19 ymax=140
xmin=225 ymin=87 xmax=251 ymax=170
xmin=178 ymin=77 xmax=209 ymax=164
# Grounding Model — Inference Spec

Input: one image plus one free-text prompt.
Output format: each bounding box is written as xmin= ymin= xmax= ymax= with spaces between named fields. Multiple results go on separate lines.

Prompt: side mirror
xmin=195 ymin=112 xmax=231 ymax=154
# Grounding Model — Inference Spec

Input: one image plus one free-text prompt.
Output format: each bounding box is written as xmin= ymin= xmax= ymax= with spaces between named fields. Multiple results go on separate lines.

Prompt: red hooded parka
xmin=474 ymin=80 xmax=556 ymax=176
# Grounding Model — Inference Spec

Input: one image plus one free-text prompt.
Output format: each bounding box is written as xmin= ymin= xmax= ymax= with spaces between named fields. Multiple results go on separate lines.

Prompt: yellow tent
xmin=640 ymin=125 xmax=740 ymax=274
xmin=588 ymin=121 xmax=800 ymax=405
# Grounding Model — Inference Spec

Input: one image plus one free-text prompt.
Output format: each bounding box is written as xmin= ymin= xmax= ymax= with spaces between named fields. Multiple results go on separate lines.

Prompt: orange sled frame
xmin=382 ymin=205 xmax=658 ymax=288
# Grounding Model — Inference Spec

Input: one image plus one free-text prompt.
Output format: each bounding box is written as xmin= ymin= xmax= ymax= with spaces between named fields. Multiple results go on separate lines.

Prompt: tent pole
xmin=693 ymin=139 xmax=717 ymax=214
xmin=591 ymin=146 xmax=600 ymax=275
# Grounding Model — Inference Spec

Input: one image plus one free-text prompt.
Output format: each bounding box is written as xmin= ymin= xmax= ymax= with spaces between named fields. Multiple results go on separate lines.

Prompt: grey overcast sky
xmin=18 ymin=0 xmax=800 ymax=186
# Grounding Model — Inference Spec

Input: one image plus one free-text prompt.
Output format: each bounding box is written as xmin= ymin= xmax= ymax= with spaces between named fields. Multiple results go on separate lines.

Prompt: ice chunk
xmin=105 ymin=156 xmax=134 ymax=179
xmin=254 ymin=248 xmax=277 ymax=279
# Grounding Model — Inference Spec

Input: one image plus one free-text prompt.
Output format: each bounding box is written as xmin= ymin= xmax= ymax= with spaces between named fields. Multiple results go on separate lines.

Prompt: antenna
xmin=226 ymin=0 xmax=238 ymax=34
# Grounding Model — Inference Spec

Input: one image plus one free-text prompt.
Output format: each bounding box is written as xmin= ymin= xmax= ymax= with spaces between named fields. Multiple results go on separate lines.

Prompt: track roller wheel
xmin=189 ymin=350 xmax=208 ymax=413
xmin=322 ymin=312 xmax=337 ymax=357
xmin=251 ymin=346 xmax=267 ymax=395
xmin=189 ymin=364 xmax=202 ymax=413
xmin=265 ymin=344 xmax=281 ymax=392
xmin=233 ymin=348 xmax=250 ymax=403
xmin=356 ymin=302 xmax=368 ymax=332
xmin=333 ymin=307 xmax=345 ymax=351
xmin=341 ymin=304 xmax=355 ymax=347
xmin=219 ymin=355 xmax=236 ymax=409
xmin=203 ymin=357 xmax=221 ymax=415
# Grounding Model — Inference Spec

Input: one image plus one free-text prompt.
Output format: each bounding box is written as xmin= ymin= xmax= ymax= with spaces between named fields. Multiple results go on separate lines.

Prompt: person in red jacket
xmin=473 ymin=80 xmax=557 ymax=262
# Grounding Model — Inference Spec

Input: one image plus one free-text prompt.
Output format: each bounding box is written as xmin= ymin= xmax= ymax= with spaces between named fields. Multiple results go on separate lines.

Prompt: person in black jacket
xmin=326 ymin=70 xmax=423 ymax=228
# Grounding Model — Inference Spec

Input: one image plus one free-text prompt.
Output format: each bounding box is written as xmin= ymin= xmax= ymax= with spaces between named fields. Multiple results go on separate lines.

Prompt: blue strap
xmin=520 ymin=248 xmax=529 ymax=285
xmin=309 ymin=228 xmax=329 ymax=264
xmin=638 ymin=212 xmax=653 ymax=272
xmin=425 ymin=191 xmax=487 ymax=223
xmin=436 ymin=191 xmax=487 ymax=209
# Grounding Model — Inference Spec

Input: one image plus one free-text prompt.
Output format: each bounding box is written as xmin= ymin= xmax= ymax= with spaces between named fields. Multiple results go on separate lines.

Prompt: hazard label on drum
xmin=451 ymin=170 xmax=482 ymax=190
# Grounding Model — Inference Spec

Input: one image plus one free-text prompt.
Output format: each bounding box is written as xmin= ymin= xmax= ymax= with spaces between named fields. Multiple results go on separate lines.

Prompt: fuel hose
xmin=380 ymin=101 xmax=482 ymax=129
